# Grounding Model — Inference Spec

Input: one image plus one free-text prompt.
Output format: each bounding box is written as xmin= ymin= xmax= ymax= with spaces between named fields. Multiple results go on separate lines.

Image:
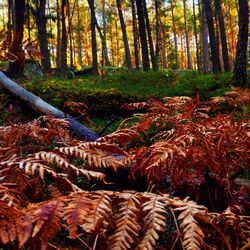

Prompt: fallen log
xmin=0 ymin=71 xmax=100 ymax=141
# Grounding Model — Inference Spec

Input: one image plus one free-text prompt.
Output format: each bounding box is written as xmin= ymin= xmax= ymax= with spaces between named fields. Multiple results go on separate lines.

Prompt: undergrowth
xmin=0 ymin=87 xmax=249 ymax=249
xmin=18 ymin=71 xmax=233 ymax=118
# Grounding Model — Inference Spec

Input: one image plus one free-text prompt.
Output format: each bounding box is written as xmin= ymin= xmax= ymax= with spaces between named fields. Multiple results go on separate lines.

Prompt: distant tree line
xmin=0 ymin=0 xmax=248 ymax=86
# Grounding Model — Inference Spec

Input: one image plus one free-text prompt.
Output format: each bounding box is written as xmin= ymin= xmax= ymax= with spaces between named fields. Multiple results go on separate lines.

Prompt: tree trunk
xmin=200 ymin=0 xmax=210 ymax=72
xmin=192 ymin=0 xmax=201 ymax=70
xmin=131 ymin=0 xmax=140 ymax=70
xmin=136 ymin=0 xmax=150 ymax=71
xmin=154 ymin=0 xmax=160 ymax=69
xmin=183 ymin=0 xmax=192 ymax=69
xmin=76 ymin=0 xmax=82 ymax=67
xmin=61 ymin=0 xmax=67 ymax=69
xmin=67 ymin=0 xmax=73 ymax=67
xmin=88 ymin=0 xmax=99 ymax=75
xmin=170 ymin=0 xmax=179 ymax=69
xmin=6 ymin=0 xmax=25 ymax=78
xmin=214 ymin=0 xmax=230 ymax=72
xmin=56 ymin=0 xmax=61 ymax=68
xmin=36 ymin=0 xmax=51 ymax=73
xmin=101 ymin=0 xmax=111 ymax=66
xmin=202 ymin=0 xmax=221 ymax=73
xmin=0 ymin=72 xmax=99 ymax=141
xmin=234 ymin=0 xmax=249 ymax=87
xmin=116 ymin=0 xmax=133 ymax=70
xmin=143 ymin=0 xmax=157 ymax=71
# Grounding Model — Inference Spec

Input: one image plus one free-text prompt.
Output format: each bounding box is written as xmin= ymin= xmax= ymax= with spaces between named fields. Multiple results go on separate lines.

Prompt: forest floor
xmin=0 ymin=69 xmax=249 ymax=249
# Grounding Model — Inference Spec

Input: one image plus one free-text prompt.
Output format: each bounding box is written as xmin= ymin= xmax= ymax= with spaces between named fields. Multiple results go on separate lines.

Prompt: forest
xmin=0 ymin=0 xmax=249 ymax=249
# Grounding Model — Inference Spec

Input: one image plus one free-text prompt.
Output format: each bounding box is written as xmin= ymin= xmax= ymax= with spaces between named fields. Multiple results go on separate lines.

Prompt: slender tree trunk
xmin=234 ymin=0 xmax=249 ymax=87
xmin=76 ymin=0 xmax=82 ymax=67
xmin=200 ymin=0 xmax=210 ymax=72
xmin=6 ymin=0 xmax=25 ymax=77
xmin=154 ymin=0 xmax=160 ymax=69
xmin=116 ymin=0 xmax=133 ymax=70
xmin=88 ymin=0 xmax=99 ymax=75
xmin=101 ymin=0 xmax=110 ymax=66
xmin=94 ymin=17 xmax=110 ymax=68
xmin=192 ymin=0 xmax=201 ymax=70
xmin=48 ymin=0 xmax=55 ymax=66
xmin=56 ymin=0 xmax=61 ymax=68
xmin=7 ymin=0 xmax=12 ymax=31
xmin=136 ymin=0 xmax=150 ymax=71
xmin=143 ymin=0 xmax=157 ymax=71
xmin=170 ymin=0 xmax=179 ymax=69
xmin=183 ymin=0 xmax=192 ymax=69
xmin=228 ymin=0 xmax=236 ymax=67
xmin=61 ymin=0 xmax=67 ymax=69
xmin=131 ymin=0 xmax=140 ymax=70
xmin=214 ymin=0 xmax=230 ymax=71
xmin=27 ymin=0 xmax=31 ymax=41
xmin=67 ymin=0 xmax=73 ymax=67
xmin=36 ymin=0 xmax=51 ymax=73
xmin=202 ymin=0 xmax=221 ymax=73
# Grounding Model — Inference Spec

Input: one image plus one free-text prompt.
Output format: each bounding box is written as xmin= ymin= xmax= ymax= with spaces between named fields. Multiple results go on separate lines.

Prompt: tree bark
xmin=67 ymin=0 xmax=74 ymax=67
xmin=88 ymin=0 xmax=99 ymax=75
xmin=170 ymin=0 xmax=179 ymax=69
xmin=183 ymin=0 xmax=192 ymax=69
xmin=101 ymin=0 xmax=111 ymax=66
xmin=143 ymin=0 xmax=157 ymax=71
xmin=56 ymin=0 xmax=61 ymax=68
xmin=6 ymin=0 xmax=25 ymax=78
xmin=192 ymin=0 xmax=201 ymax=70
xmin=116 ymin=0 xmax=133 ymax=70
xmin=131 ymin=0 xmax=140 ymax=70
xmin=200 ymin=0 xmax=210 ymax=72
xmin=61 ymin=0 xmax=67 ymax=69
xmin=0 ymin=72 xmax=99 ymax=141
xmin=154 ymin=0 xmax=160 ymax=69
xmin=136 ymin=0 xmax=150 ymax=71
xmin=214 ymin=0 xmax=230 ymax=72
xmin=76 ymin=0 xmax=82 ymax=67
xmin=35 ymin=0 xmax=51 ymax=73
xmin=234 ymin=0 xmax=249 ymax=87
xmin=202 ymin=0 xmax=221 ymax=73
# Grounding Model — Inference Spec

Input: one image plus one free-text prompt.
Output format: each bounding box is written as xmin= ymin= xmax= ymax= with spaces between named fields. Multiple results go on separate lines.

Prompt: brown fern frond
xmin=108 ymin=192 xmax=140 ymax=250
xmin=62 ymin=192 xmax=91 ymax=238
xmin=174 ymin=201 xmax=207 ymax=250
xmin=83 ymin=191 xmax=113 ymax=233
xmin=59 ymin=142 xmax=130 ymax=171
xmin=136 ymin=193 xmax=166 ymax=250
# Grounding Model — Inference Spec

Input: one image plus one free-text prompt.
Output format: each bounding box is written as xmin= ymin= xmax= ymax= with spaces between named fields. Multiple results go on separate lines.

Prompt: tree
xmin=192 ymin=0 xmax=201 ymax=70
xmin=170 ymin=0 xmax=179 ymax=69
xmin=131 ymin=0 xmax=140 ymax=70
xmin=154 ymin=0 xmax=160 ymax=69
xmin=234 ymin=0 xmax=249 ymax=87
xmin=88 ymin=0 xmax=99 ymax=75
xmin=136 ymin=0 xmax=150 ymax=71
xmin=214 ymin=0 xmax=230 ymax=71
xmin=143 ymin=0 xmax=157 ymax=70
xmin=116 ymin=0 xmax=133 ymax=70
xmin=202 ymin=0 xmax=221 ymax=73
xmin=200 ymin=0 xmax=210 ymax=72
xmin=32 ymin=0 xmax=51 ymax=73
xmin=61 ymin=0 xmax=67 ymax=69
xmin=182 ymin=0 xmax=192 ymax=69
xmin=6 ymin=0 xmax=25 ymax=77
xmin=56 ymin=0 xmax=61 ymax=68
